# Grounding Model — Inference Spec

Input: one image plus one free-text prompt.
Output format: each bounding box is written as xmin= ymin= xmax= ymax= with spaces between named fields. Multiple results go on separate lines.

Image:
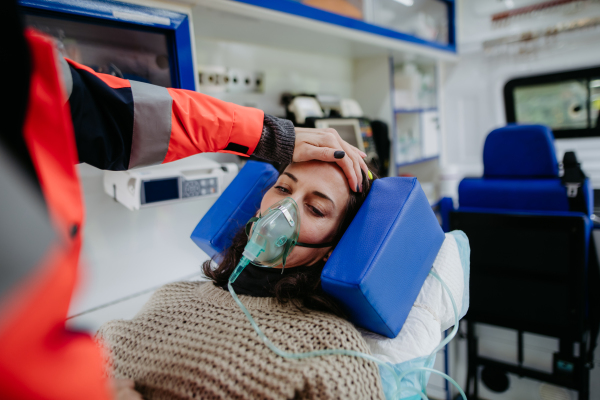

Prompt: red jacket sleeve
xmin=65 ymin=59 xmax=264 ymax=170
xmin=164 ymin=87 xmax=264 ymax=164
xmin=0 ymin=29 xmax=112 ymax=400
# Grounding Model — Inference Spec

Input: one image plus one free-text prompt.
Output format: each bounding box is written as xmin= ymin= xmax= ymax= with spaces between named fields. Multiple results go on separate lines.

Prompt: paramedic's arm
xmin=63 ymin=59 xmax=366 ymax=189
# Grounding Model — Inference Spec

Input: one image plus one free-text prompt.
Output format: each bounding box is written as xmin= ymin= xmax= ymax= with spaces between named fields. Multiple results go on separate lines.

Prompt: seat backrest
xmin=450 ymin=210 xmax=591 ymax=339
xmin=459 ymin=124 xmax=593 ymax=215
xmin=483 ymin=124 xmax=558 ymax=178
xmin=453 ymin=124 xmax=595 ymax=338
xmin=191 ymin=161 xmax=445 ymax=338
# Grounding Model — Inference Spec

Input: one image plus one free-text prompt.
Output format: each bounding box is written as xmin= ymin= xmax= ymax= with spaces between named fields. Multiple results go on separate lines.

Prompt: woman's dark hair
xmin=203 ymin=163 xmax=379 ymax=317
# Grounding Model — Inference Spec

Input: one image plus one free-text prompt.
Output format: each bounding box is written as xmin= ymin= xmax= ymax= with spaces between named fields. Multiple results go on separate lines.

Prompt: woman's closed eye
xmin=274 ymin=185 xmax=291 ymax=194
xmin=306 ymin=204 xmax=325 ymax=217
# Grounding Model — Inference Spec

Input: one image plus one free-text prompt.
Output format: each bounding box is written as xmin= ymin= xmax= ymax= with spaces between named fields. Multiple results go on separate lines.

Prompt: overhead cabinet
xmin=231 ymin=0 xmax=455 ymax=52
xmin=192 ymin=0 xmax=456 ymax=61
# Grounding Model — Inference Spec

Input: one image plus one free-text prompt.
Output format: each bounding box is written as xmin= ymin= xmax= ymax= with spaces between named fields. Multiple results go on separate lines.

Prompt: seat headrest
xmin=191 ymin=162 xmax=445 ymax=338
xmin=483 ymin=124 xmax=558 ymax=178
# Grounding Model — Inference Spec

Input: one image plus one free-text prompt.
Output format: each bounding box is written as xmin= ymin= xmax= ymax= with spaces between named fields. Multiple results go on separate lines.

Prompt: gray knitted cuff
xmin=253 ymin=114 xmax=295 ymax=165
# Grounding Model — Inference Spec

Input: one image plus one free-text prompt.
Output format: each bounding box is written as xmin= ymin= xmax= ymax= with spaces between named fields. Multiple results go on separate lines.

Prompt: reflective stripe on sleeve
xmin=128 ymin=80 xmax=173 ymax=169
xmin=57 ymin=56 xmax=73 ymax=100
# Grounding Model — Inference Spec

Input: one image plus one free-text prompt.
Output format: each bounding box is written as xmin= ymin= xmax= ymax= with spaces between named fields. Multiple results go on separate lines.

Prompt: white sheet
xmin=359 ymin=231 xmax=470 ymax=365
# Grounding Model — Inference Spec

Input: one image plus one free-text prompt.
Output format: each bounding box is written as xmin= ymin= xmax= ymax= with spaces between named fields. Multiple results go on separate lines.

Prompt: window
xmin=504 ymin=67 xmax=600 ymax=139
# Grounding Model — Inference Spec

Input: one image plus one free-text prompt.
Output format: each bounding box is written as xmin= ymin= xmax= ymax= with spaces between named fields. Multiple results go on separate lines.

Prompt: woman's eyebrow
xmin=283 ymin=172 xmax=334 ymax=207
xmin=313 ymin=191 xmax=335 ymax=207
xmin=282 ymin=172 xmax=298 ymax=182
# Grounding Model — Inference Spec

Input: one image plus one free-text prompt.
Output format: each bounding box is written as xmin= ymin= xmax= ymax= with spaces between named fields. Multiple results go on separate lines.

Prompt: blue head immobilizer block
xmin=321 ymin=178 xmax=445 ymax=338
xmin=191 ymin=163 xmax=445 ymax=338
xmin=190 ymin=161 xmax=279 ymax=259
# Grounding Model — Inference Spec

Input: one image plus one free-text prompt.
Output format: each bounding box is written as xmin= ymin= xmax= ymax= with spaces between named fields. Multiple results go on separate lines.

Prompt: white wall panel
xmin=444 ymin=2 xmax=600 ymax=398
xmin=193 ymin=34 xmax=354 ymax=117
xmin=443 ymin=0 xmax=600 ymax=192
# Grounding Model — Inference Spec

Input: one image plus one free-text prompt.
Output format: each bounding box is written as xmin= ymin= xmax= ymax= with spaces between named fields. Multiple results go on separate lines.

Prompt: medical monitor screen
xmin=143 ymin=178 xmax=179 ymax=204
xmin=315 ymin=119 xmax=364 ymax=152
xmin=330 ymin=124 xmax=359 ymax=148
xmin=24 ymin=14 xmax=173 ymax=88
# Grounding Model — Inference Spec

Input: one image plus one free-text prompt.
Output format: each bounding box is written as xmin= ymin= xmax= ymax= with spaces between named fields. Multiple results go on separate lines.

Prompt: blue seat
xmin=459 ymin=178 xmax=570 ymax=212
xmin=191 ymin=161 xmax=445 ymax=338
xmin=458 ymin=124 xmax=593 ymax=215
xmin=449 ymin=124 xmax=597 ymax=400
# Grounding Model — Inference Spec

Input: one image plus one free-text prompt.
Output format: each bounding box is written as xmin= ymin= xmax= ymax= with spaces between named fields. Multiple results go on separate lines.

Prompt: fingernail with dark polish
xmin=334 ymin=151 xmax=346 ymax=159
xmin=356 ymin=184 xmax=359 ymax=192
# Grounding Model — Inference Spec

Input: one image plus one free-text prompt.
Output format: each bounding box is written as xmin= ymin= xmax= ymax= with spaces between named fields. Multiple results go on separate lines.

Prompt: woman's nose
xmin=289 ymin=194 xmax=302 ymax=205
xmin=288 ymin=195 xmax=305 ymax=216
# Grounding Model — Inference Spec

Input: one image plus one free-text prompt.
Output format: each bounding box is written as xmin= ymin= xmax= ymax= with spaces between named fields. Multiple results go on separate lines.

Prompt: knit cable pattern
xmin=96 ymin=281 xmax=384 ymax=400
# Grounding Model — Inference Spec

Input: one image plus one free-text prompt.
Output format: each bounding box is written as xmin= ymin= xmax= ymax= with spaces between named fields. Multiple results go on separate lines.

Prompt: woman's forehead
xmin=283 ymin=162 xmax=349 ymax=196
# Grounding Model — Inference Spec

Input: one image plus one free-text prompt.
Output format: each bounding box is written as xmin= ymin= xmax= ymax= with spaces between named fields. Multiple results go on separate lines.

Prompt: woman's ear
xmin=322 ymin=249 xmax=333 ymax=262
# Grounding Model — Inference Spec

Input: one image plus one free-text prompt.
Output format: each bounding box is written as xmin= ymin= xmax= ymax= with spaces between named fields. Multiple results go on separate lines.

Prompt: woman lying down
xmin=96 ymin=160 xmax=469 ymax=399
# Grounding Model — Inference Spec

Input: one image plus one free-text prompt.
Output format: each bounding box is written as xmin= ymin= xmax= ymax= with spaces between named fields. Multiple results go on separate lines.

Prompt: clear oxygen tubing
xmin=229 ymin=256 xmax=251 ymax=283
xmin=418 ymin=270 xmax=461 ymax=395
xmin=398 ymin=368 xmax=467 ymax=400
xmin=392 ymin=269 xmax=464 ymax=399
xmin=228 ymin=258 xmax=466 ymax=400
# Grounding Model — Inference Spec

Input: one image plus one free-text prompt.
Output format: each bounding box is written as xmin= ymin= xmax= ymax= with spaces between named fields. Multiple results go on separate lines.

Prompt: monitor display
xmin=143 ymin=178 xmax=179 ymax=204
xmin=315 ymin=119 xmax=365 ymax=152
xmin=24 ymin=14 xmax=173 ymax=87
xmin=330 ymin=124 xmax=360 ymax=148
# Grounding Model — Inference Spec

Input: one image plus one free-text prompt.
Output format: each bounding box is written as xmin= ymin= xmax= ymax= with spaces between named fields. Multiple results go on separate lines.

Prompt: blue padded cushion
xmin=190 ymin=161 xmax=278 ymax=259
xmin=438 ymin=197 xmax=454 ymax=233
xmin=459 ymin=177 xmax=570 ymax=212
xmin=321 ymin=178 xmax=446 ymax=338
xmin=484 ymin=125 xmax=558 ymax=178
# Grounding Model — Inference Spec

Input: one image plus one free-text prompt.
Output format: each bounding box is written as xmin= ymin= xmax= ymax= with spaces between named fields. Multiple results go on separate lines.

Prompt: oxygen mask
xmin=245 ymin=197 xmax=301 ymax=267
xmin=230 ymin=197 xmax=300 ymax=283
xmin=229 ymin=197 xmax=334 ymax=283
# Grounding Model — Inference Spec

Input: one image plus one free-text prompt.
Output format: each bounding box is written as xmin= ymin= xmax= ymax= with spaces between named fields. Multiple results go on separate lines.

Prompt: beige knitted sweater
xmin=96 ymin=281 xmax=385 ymax=400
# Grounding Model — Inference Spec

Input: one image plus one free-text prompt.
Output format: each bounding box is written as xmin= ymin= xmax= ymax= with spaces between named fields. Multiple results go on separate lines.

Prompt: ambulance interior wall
xmin=442 ymin=1 xmax=600 ymax=399
xmin=191 ymin=4 xmax=394 ymax=170
xmin=441 ymin=0 xmax=600 ymax=198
